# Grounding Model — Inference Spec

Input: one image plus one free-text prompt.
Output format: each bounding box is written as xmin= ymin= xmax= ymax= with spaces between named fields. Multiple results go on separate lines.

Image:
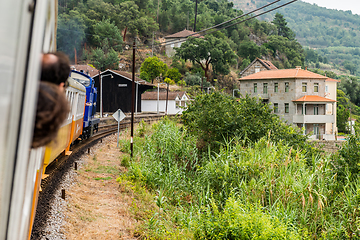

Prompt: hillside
xmin=230 ymin=0 xmax=360 ymax=75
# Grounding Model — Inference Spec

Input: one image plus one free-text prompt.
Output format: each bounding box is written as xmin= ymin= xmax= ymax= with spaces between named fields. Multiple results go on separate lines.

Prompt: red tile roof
xmin=326 ymin=78 xmax=340 ymax=82
xmin=293 ymin=95 xmax=336 ymax=102
xmin=258 ymin=58 xmax=278 ymax=70
xmin=240 ymin=68 xmax=329 ymax=80
xmin=142 ymin=91 xmax=187 ymax=100
xmin=164 ymin=29 xmax=203 ymax=39
xmin=71 ymin=64 xmax=99 ymax=77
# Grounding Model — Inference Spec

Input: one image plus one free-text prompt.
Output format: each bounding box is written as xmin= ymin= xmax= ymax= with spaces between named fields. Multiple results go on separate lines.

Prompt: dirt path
xmin=60 ymin=134 xmax=138 ymax=239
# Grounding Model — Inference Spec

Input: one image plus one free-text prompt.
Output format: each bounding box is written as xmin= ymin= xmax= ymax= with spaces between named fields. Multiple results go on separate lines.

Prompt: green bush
xmin=335 ymin=132 xmax=360 ymax=182
xmin=181 ymin=91 xmax=310 ymax=153
xmin=194 ymin=198 xmax=301 ymax=240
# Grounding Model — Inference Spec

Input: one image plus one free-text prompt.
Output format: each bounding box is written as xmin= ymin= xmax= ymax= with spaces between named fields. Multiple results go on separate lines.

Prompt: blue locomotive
xmin=70 ymin=70 xmax=100 ymax=139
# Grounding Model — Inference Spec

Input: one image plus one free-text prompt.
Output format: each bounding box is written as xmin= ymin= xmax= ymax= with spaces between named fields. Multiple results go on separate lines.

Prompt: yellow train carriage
xmin=42 ymin=77 xmax=86 ymax=173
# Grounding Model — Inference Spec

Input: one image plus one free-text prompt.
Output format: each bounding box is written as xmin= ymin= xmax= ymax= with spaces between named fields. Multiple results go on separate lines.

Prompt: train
xmin=42 ymin=71 xmax=99 ymax=173
xmin=70 ymin=70 xmax=100 ymax=140
xmin=0 ymin=1 xmax=100 ymax=239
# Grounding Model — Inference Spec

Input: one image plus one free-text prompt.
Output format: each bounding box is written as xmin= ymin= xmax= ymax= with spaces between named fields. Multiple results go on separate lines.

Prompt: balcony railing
xmin=293 ymin=114 xmax=335 ymax=123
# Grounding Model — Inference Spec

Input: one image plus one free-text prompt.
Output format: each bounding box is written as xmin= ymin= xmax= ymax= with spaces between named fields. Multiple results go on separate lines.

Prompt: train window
xmin=77 ymin=94 xmax=82 ymax=116
xmin=70 ymin=72 xmax=91 ymax=87
xmin=74 ymin=78 xmax=90 ymax=87
xmin=81 ymin=95 xmax=85 ymax=114
xmin=68 ymin=92 xmax=74 ymax=119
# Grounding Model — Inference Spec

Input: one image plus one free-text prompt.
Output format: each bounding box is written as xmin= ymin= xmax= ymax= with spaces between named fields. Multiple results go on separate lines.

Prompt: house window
xmin=302 ymin=82 xmax=307 ymax=92
xmin=274 ymin=103 xmax=279 ymax=113
xmin=181 ymin=101 xmax=186 ymax=107
xmin=285 ymin=82 xmax=289 ymax=92
xmin=263 ymin=83 xmax=268 ymax=94
xmin=314 ymin=83 xmax=319 ymax=93
xmin=175 ymin=100 xmax=180 ymax=109
xmin=285 ymin=103 xmax=289 ymax=113
xmin=325 ymin=85 xmax=329 ymax=92
xmin=254 ymin=83 xmax=257 ymax=93
xmin=274 ymin=83 xmax=278 ymax=92
xmin=255 ymin=66 xmax=260 ymax=73
xmin=314 ymin=104 xmax=319 ymax=115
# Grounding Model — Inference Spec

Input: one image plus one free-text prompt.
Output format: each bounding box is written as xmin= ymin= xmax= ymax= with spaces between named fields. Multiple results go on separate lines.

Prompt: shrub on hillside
xmin=181 ymin=91 xmax=310 ymax=152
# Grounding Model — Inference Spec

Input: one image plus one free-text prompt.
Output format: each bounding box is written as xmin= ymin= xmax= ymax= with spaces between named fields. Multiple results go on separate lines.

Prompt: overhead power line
xmin=138 ymin=0 xmax=298 ymax=49
xmin=159 ymin=0 xmax=281 ymax=47
xmin=57 ymin=0 xmax=297 ymax=51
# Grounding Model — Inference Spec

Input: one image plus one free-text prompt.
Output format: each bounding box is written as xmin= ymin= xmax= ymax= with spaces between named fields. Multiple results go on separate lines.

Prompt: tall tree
xmin=92 ymin=18 xmax=123 ymax=51
xmin=91 ymin=48 xmax=119 ymax=71
xmin=175 ymin=35 xmax=236 ymax=81
xmin=118 ymin=1 xmax=158 ymax=37
xmin=238 ymin=41 xmax=262 ymax=61
xmin=343 ymin=60 xmax=357 ymax=75
xmin=337 ymin=89 xmax=350 ymax=133
xmin=57 ymin=11 xmax=87 ymax=60
xmin=140 ymin=56 xmax=168 ymax=83
xmin=272 ymin=13 xmax=295 ymax=40
xmin=338 ymin=76 xmax=360 ymax=105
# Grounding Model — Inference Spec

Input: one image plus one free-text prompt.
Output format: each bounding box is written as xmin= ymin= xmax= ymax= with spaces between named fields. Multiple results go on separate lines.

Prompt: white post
xmin=117 ymin=110 xmax=120 ymax=147
xmin=157 ymin=83 xmax=160 ymax=114
xmin=135 ymin=81 xmax=138 ymax=115
xmin=100 ymin=74 xmax=103 ymax=118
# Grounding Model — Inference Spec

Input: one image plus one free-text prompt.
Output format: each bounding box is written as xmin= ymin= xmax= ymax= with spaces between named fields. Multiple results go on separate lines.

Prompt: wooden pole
xmin=131 ymin=40 xmax=136 ymax=158
xmin=194 ymin=0 xmax=198 ymax=32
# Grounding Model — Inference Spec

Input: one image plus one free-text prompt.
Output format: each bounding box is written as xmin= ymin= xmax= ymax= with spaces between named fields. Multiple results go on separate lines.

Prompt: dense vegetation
xmin=57 ymin=0 xmax=305 ymax=75
xmin=182 ymin=92 xmax=310 ymax=152
xmin=117 ymin=93 xmax=360 ymax=238
xmin=233 ymin=0 xmax=360 ymax=76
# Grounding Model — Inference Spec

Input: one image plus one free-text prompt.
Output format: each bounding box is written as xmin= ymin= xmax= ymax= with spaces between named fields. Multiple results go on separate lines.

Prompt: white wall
xmin=141 ymin=100 xmax=184 ymax=114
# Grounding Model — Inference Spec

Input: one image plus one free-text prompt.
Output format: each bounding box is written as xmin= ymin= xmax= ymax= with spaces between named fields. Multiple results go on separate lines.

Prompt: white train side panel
xmin=0 ymin=0 xmax=58 ymax=239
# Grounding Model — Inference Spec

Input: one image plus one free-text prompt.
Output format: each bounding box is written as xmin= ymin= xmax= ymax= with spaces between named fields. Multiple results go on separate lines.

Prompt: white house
xmin=141 ymin=91 xmax=190 ymax=114
xmin=348 ymin=118 xmax=356 ymax=134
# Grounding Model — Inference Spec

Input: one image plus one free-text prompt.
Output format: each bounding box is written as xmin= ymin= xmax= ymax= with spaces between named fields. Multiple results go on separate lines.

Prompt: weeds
xmin=118 ymin=119 xmax=360 ymax=239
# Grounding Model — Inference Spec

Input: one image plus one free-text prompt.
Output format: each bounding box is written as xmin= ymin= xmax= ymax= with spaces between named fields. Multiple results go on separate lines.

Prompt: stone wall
xmin=241 ymin=63 xmax=268 ymax=78
xmin=312 ymin=140 xmax=344 ymax=153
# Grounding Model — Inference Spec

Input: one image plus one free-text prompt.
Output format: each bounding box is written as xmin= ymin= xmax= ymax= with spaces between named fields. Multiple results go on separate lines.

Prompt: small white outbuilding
xmin=141 ymin=91 xmax=190 ymax=114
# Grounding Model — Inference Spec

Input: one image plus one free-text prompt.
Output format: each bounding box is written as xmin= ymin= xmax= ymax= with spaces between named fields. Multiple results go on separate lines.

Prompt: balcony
xmin=257 ymin=93 xmax=269 ymax=99
xmin=293 ymin=114 xmax=335 ymax=124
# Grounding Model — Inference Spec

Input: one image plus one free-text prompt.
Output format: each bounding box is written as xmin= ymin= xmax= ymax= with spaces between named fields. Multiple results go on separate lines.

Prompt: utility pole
xmin=194 ymin=0 xmax=198 ymax=32
xmin=165 ymin=83 xmax=169 ymax=115
xmin=131 ymin=40 xmax=136 ymax=158
xmin=152 ymin=32 xmax=154 ymax=57
xmin=99 ymin=70 xmax=103 ymax=118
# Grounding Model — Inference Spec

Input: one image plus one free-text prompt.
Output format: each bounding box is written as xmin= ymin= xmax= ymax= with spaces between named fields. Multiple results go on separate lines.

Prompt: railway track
xmin=31 ymin=113 xmax=175 ymax=239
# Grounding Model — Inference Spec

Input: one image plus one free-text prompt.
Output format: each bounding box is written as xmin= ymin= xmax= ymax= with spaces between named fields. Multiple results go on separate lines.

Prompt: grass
xmin=116 ymin=119 xmax=360 ymax=239
xmin=93 ymin=177 xmax=112 ymax=181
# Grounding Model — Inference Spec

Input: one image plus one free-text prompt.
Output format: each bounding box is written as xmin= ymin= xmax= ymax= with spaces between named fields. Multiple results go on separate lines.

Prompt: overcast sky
xmin=301 ymin=0 xmax=360 ymax=15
